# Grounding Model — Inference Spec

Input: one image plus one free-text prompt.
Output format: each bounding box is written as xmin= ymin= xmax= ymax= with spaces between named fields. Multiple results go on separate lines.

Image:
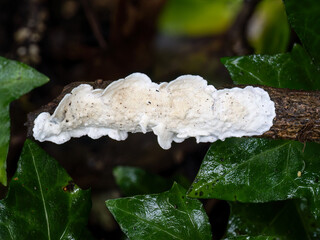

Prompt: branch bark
xmin=259 ymin=86 xmax=320 ymax=143
xmin=81 ymin=0 xmax=108 ymax=49
xmin=26 ymin=81 xmax=320 ymax=143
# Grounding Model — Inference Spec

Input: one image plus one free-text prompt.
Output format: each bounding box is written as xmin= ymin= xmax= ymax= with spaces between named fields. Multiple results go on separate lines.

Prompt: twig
xmin=81 ymin=0 xmax=107 ymax=50
xmin=226 ymin=0 xmax=261 ymax=55
xmin=27 ymin=80 xmax=320 ymax=143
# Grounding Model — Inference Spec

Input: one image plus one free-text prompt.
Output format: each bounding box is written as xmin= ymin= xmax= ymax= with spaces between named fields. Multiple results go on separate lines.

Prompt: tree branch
xmin=81 ymin=0 xmax=107 ymax=49
xmin=26 ymin=80 xmax=320 ymax=143
xmin=259 ymin=86 xmax=320 ymax=142
xmin=225 ymin=0 xmax=261 ymax=56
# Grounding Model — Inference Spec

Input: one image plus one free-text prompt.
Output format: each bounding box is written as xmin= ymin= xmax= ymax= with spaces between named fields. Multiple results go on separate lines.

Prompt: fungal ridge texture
xmin=33 ymin=73 xmax=276 ymax=149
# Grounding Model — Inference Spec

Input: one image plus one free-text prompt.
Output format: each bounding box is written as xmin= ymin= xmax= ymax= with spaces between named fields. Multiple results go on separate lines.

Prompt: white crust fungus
xmin=33 ymin=73 xmax=276 ymax=149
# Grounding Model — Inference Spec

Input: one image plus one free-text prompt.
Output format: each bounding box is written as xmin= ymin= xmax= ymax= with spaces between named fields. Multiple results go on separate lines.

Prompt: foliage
xmin=0 ymin=57 xmax=48 ymax=186
xmin=113 ymin=166 xmax=190 ymax=197
xmin=188 ymin=138 xmax=320 ymax=218
xmin=113 ymin=166 xmax=173 ymax=196
xmin=247 ymin=0 xmax=290 ymax=54
xmin=159 ymin=0 xmax=242 ymax=36
xmin=222 ymin=44 xmax=320 ymax=90
xmin=227 ymin=200 xmax=320 ymax=239
xmin=214 ymin=0 xmax=320 ymax=238
xmin=106 ymin=183 xmax=212 ymax=240
xmin=224 ymin=237 xmax=278 ymax=240
xmin=284 ymin=0 xmax=320 ymax=67
xmin=1 ymin=0 xmax=320 ymax=239
xmin=0 ymin=140 xmax=92 ymax=239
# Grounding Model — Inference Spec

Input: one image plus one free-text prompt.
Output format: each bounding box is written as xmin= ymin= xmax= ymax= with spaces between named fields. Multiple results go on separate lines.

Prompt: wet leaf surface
xmin=106 ymin=182 xmax=212 ymax=240
xmin=113 ymin=166 xmax=173 ymax=196
xmin=0 ymin=57 xmax=48 ymax=185
xmin=226 ymin=199 xmax=320 ymax=240
xmin=187 ymin=138 xmax=320 ymax=219
xmin=222 ymin=44 xmax=320 ymax=90
xmin=284 ymin=0 xmax=320 ymax=67
xmin=0 ymin=140 xmax=92 ymax=239
xmin=224 ymin=236 xmax=278 ymax=240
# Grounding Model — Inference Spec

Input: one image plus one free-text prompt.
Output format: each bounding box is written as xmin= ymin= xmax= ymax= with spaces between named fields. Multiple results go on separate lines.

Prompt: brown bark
xmin=260 ymin=86 xmax=320 ymax=143
xmin=27 ymin=81 xmax=320 ymax=143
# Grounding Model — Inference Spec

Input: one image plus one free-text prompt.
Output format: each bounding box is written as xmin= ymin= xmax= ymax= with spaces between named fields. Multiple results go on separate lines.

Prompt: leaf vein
xmin=27 ymin=142 xmax=51 ymax=240
xmin=111 ymin=205 xmax=184 ymax=240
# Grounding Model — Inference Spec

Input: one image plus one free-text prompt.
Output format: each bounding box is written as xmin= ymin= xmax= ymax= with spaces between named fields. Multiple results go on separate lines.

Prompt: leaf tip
xmin=220 ymin=57 xmax=228 ymax=65
xmin=0 ymin=173 xmax=7 ymax=186
xmin=105 ymin=199 xmax=115 ymax=209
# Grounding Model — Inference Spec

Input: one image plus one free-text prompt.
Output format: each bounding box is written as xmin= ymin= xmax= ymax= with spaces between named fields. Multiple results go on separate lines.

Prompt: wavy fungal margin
xmin=33 ymin=73 xmax=276 ymax=149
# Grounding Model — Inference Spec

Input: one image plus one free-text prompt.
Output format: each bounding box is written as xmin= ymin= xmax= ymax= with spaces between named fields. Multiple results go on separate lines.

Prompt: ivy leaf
xmin=284 ymin=0 xmax=320 ymax=67
xmin=226 ymin=200 xmax=320 ymax=240
xmin=0 ymin=57 xmax=49 ymax=186
xmin=187 ymin=138 xmax=320 ymax=219
xmin=113 ymin=166 xmax=173 ymax=196
xmin=0 ymin=140 xmax=92 ymax=239
xmin=224 ymin=236 xmax=278 ymax=240
xmin=221 ymin=44 xmax=320 ymax=90
xmin=106 ymin=182 xmax=212 ymax=240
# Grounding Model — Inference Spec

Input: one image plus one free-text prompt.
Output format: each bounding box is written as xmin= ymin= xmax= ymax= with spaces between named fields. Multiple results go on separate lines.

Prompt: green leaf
xmin=0 ymin=140 xmax=92 ymax=239
xmin=284 ymin=0 xmax=320 ymax=67
xmin=226 ymin=200 xmax=320 ymax=240
xmin=221 ymin=44 xmax=320 ymax=90
xmin=0 ymin=57 xmax=49 ymax=186
xmin=187 ymin=138 xmax=320 ymax=219
xmin=159 ymin=0 xmax=242 ymax=36
xmin=106 ymin=182 xmax=212 ymax=240
xmin=224 ymin=237 xmax=278 ymax=240
xmin=248 ymin=0 xmax=290 ymax=54
xmin=0 ymin=106 xmax=10 ymax=186
xmin=113 ymin=166 xmax=173 ymax=196
xmin=224 ymin=236 xmax=279 ymax=240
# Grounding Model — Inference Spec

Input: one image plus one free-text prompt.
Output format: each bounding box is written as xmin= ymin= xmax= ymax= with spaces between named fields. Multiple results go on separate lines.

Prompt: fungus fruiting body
xmin=33 ymin=73 xmax=276 ymax=149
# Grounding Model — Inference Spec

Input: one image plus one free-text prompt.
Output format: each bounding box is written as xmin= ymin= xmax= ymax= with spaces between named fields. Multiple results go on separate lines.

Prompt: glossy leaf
xmin=0 ymin=140 xmax=92 ymax=239
xmin=159 ymin=0 xmax=242 ymax=36
xmin=247 ymin=0 xmax=290 ymax=54
xmin=221 ymin=44 xmax=320 ymax=90
xmin=113 ymin=166 xmax=173 ymax=196
xmin=224 ymin=236 xmax=278 ymax=240
xmin=106 ymin=182 xmax=212 ymax=240
xmin=0 ymin=106 xmax=10 ymax=186
xmin=0 ymin=57 xmax=49 ymax=185
xmin=284 ymin=0 xmax=320 ymax=67
xmin=187 ymin=138 xmax=320 ymax=219
xmin=227 ymin=200 xmax=320 ymax=240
